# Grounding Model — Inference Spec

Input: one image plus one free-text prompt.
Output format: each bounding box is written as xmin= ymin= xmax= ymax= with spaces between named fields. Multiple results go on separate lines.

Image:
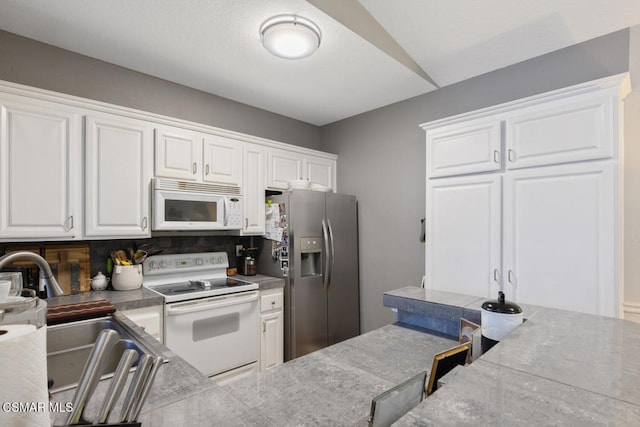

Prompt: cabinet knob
xmin=192 ymin=162 xmax=197 ymax=174
xmin=141 ymin=217 xmax=148 ymax=230
xmin=508 ymin=149 xmax=516 ymax=162
xmin=205 ymin=164 xmax=210 ymax=175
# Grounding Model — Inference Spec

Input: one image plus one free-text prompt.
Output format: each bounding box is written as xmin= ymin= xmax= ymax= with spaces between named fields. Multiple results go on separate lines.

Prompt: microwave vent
xmin=154 ymin=179 xmax=241 ymax=195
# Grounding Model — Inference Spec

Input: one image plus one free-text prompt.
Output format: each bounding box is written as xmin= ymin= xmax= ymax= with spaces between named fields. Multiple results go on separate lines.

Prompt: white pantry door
xmin=502 ymin=162 xmax=615 ymax=316
xmin=426 ymin=174 xmax=502 ymax=298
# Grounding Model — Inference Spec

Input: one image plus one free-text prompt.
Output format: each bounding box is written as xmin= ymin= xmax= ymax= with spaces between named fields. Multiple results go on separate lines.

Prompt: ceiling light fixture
xmin=260 ymin=15 xmax=321 ymax=60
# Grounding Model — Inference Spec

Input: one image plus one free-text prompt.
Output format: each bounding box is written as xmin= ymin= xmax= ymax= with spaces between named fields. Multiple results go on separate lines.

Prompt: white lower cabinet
xmin=503 ymin=162 xmax=615 ymax=315
xmin=426 ymin=162 xmax=618 ymax=317
xmin=426 ymin=175 xmax=501 ymax=298
xmin=259 ymin=288 xmax=283 ymax=371
xmin=120 ymin=305 xmax=164 ymax=343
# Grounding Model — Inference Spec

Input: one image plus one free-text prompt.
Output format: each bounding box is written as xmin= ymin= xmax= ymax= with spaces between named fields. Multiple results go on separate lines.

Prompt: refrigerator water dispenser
xmin=299 ymin=237 xmax=322 ymax=277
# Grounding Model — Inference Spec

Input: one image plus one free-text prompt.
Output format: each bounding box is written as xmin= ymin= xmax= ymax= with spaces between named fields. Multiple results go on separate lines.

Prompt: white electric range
xmin=143 ymin=252 xmax=259 ymax=382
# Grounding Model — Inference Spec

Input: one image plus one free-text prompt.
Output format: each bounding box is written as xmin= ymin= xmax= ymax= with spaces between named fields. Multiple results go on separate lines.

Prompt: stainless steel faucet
xmin=0 ymin=251 xmax=64 ymax=297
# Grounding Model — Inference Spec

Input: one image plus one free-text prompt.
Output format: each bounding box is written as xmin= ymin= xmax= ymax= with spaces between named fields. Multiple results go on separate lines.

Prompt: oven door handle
xmin=165 ymin=292 xmax=259 ymax=316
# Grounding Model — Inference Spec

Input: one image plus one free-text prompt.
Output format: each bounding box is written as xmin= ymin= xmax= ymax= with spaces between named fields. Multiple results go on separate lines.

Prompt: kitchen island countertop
xmin=386 ymin=286 xmax=640 ymax=425
xmin=48 ymin=284 xmax=640 ymax=425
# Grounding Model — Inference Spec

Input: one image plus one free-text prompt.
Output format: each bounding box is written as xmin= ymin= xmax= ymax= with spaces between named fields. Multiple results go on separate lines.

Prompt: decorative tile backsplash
xmin=0 ymin=234 xmax=256 ymax=293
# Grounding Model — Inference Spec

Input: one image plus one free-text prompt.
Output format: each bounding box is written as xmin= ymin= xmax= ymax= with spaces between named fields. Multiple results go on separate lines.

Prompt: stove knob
xmin=195 ymin=258 xmax=203 ymax=266
xmin=148 ymin=260 xmax=156 ymax=270
xmin=159 ymin=260 xmax=167 ymax=269
xmin=217 ymin=256 xmax=224 ymax=264
xmin=209 ymin=257 xmax=216 ymax=264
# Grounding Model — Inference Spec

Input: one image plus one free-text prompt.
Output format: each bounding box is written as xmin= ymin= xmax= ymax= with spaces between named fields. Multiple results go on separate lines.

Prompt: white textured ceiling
xmin=0 ymin=0 xmax=638 ymax=125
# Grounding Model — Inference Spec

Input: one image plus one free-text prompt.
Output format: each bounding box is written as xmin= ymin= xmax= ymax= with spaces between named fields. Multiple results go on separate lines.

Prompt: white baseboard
xmin=623 ymin=301 xmax=640 ymax=323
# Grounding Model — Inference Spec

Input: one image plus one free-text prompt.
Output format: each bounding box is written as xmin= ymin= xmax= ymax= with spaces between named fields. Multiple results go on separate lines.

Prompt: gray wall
xmin=0 ymin=30 xmax=320 ymax=149
xmin=1 ymin=26 xmax=637 ymax=331
xmin=320 ymin=29 xmax=632 ymax=332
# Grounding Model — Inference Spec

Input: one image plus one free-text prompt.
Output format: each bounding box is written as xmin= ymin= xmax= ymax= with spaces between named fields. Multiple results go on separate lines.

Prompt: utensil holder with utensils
xmin=58 ymin=329 xmax=162 ymax=426
xmin=111 ymin=265 xmax=143 ymax=291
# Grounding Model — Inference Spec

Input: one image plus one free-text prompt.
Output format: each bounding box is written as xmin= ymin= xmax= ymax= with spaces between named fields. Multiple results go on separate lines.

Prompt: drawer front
xmin=260 ymin=292 xmax=283 ymax=312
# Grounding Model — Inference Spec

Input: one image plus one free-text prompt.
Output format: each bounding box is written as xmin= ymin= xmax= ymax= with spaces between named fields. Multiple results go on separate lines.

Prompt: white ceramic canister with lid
xmin=91 ymin=271 xmax=110 ymax=291
xmin=481 ymin=291 xmax=523 ymax=353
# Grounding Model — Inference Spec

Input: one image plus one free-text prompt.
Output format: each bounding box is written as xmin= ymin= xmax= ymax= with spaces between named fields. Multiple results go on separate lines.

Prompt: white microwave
xmin=152 ymin=179 xmax=243 ymax=231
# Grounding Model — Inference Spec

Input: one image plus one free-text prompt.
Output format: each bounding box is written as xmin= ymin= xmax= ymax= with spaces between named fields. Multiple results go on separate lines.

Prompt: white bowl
xmin=310 ymin=183 xmax=331 ymax=192
xmin=288 ymin=179 xmax=310 ymax=190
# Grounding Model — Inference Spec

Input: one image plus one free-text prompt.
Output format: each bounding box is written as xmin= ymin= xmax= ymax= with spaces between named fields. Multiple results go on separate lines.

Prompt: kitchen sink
xmin=47 ymin=316 xmax=163 ymax=393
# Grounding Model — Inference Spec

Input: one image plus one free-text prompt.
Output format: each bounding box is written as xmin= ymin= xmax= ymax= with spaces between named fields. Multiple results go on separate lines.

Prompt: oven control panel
xmin=143 ymin=252 xmax=229 ymax=276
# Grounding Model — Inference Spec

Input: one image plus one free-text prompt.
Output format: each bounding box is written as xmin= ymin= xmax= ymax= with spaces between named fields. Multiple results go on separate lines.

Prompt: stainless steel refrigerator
xmin=258 ymin=190 xmax=360 ymax=361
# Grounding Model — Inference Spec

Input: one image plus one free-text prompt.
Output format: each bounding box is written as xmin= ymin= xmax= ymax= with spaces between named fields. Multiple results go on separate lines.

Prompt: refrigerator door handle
xmin=327 ymin=218 xmax=335 ymax=289
xmin=322 ymin=219 xmax=331 ymax=290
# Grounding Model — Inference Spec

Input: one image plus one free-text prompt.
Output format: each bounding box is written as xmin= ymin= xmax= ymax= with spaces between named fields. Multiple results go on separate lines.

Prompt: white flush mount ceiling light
xmin=260 ymin=15 xmax=321 ymax=59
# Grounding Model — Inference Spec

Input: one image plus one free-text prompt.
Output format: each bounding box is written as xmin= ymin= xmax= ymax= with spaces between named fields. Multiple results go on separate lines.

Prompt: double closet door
xmin=426 ymin=162 xmax=614 ymax=316
xmin=424 ymin=79 xmax=624 ymax=317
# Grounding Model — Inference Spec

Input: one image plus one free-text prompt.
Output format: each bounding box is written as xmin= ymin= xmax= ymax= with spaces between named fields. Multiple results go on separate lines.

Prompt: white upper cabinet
xmin=426 ymin=174 xmax=502 ymax=298
xmin=0 ymin=98 xmax=82 ymax=240
xmin=267 ymin=148 xmax=336 ymax=190
xmin=154 ymin=125 xmax=242 ymax=186
xmin=241 ymin=142 xmax=266 ymax=235
xmin=304 ymin=156 xmax=335 ymax=190
xmin=0 ymin=82 xmax=340 ymax=241
xmin=202 ymin=135 xmax=242 ymax=186
xmin=426 ymin=119 xmax=502 ymax=178
xmin=85 ymin=113 xmax=152 ymax=238
xmin=505 ymin=91 xmax=615 ymax=169
xmin=154 ymin=125 xmax=202 ymax=181
xmin=267 ymin=149 xmax=303 ymax=190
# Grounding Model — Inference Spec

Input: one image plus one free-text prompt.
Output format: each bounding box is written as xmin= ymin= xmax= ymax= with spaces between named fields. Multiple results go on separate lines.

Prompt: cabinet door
xmin=121 ymin=305 xmax=164 ymax=343
xmin=202 ymin=135 xmax=242 ymax=186
xmin=242 ymin=143 xmax=265 ymax=234
xmin=505 ymin=91 xmax=615 ymax=169
xmin=85 ymin=114 xmax=152 ymax=237
xmin=154 ymin=125 xmax=201 ymax=181
xmin=260 ymin=310 xmax=283 ymax=371
xmin=0 ymin=100 xmax=81 ymax=240
xmin=304 ymin=156 xmax=335 ymax=190
xmin=427 ymin=119 xmax=502 ymax=178
xmin=426 ymin=174 xmax=502 ymax=298
xmin=267 ymin=149 xmax=303 ymax=190
xmin=503 ymin=163 xmax=616 ymax=316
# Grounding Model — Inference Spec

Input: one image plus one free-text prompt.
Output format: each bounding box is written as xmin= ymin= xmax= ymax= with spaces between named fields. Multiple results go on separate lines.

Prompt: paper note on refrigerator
xmin=265 ymin=204 xmax=283 ymax=241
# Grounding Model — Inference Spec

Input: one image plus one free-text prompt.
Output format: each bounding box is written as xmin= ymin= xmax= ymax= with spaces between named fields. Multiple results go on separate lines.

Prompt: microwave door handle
xmin=223 ymin=197 xmax=229 ymax=226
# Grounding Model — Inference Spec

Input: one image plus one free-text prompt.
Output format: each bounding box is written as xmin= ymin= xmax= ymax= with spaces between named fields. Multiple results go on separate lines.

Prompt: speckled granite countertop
xmin=50 ymin=321 xmax=458 ymax=426
xmin=47 ymin=283 xmax=640 ymax=425
xmin=386 ymin=286 xmax=640 ymax=425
